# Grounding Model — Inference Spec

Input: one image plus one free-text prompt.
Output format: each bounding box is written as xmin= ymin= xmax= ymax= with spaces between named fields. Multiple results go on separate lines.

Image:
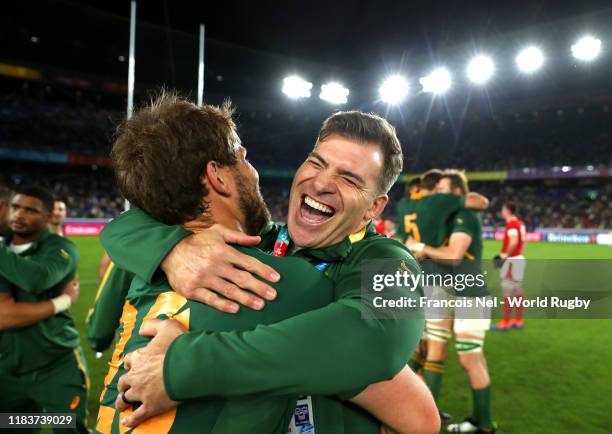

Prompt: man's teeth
xmin=304 ymin=196 xmax=334 ymax=214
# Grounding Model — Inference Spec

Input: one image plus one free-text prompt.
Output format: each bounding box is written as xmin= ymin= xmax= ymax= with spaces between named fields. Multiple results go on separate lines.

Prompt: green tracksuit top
xmin=87 ymin=262 xmax=134 ymax=352
xmin=100 ymin=208 xmax=424 ymax=434
xmin=447 ymin=209 xmax=490 ymax=297
xmin=0 ymin=230 xmax=80 ymax=375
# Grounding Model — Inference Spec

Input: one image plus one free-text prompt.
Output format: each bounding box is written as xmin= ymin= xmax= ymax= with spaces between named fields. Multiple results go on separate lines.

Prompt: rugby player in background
xmin=491 ymin=202 xmax=526 ymax=330
xmin=96 ymin=95 xmax=437 ymax=434
xmin=0 ymin=183 xmax=12 ymax=236
xmin=407 ymin=170 xmax=495 ymax=434
xmin=49 ymin=198 xmax=67 ymax=236
xmin=0 ymin=186 xmax=88 ymax=433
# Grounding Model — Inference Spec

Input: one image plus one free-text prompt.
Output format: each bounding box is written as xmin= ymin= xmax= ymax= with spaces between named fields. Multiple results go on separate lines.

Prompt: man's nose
xmin=311 ymin=170 xmax=338 ymax=195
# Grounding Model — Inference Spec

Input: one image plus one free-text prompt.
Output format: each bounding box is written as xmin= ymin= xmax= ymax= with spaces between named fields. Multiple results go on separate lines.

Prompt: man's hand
xmin=404 ymin=239 xmax=425 ymax=260
xmin=161 ymin=224 xmax=281 ymax=313
xmin=62 ymin=277 xmax=80 ymax=304
xmin=115 ymin=319 xmax=185 ymax=427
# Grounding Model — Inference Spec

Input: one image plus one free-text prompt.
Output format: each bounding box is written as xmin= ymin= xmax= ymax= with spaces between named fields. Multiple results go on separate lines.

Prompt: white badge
xmin=286 ymin=395 xmax=315 ymax=434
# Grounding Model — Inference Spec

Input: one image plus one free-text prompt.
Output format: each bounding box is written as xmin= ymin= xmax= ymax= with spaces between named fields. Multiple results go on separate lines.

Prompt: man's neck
xmin=12 ymin=231 xmax=42 ymax=245
xmin=49 ymin=223 xmax=63 ymax=235
xmin=183 ymin=203 xmax=245 ymax=235
xmin=420 ymin=188 xmax=433 ymax=197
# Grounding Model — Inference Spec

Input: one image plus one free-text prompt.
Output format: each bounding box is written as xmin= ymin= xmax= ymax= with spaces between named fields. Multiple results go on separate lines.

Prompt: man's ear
xmin=364 ymin=194 xmax=389 ymax=222
xmin=204 ymin=161 xmax=231 ymax=197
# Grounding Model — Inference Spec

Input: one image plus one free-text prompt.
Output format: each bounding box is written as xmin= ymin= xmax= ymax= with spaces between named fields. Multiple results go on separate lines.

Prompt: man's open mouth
xmin=299 ymin=194 xmax=336 ymax=224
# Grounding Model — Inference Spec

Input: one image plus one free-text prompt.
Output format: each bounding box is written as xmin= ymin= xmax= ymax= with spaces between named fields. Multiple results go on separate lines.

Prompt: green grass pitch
xmin=69 ymin=236 xmax=612 ymax=433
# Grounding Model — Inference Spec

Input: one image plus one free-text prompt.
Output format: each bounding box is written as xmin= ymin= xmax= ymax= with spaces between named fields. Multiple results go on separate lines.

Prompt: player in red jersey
xmin=492 ymin=202 xmax=526 ymax=331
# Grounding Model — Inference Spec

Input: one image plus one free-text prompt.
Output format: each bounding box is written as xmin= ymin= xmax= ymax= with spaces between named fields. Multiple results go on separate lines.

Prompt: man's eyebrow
xmin=309 ymin=152 xmax=365 ymax=186
xmin=338 ymin=168 xmax=365 ymax=186
xmin=309 ymin=152 xmax=328 ymax=167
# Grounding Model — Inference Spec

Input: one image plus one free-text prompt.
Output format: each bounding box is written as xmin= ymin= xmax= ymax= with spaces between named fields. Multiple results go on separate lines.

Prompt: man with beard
xmin=49 ymin=199 xmax=67 ymax=236
xmin=0 ymin=185 xmax=88 ymax=434
xmin=96 ymin=95 xmax=436 ymax=434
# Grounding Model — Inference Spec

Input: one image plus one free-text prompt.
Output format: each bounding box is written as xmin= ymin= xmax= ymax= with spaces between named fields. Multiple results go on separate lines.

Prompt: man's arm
xmin=153 ymin=244 xmax=423 ymax=401
xmin=465 ymin=192 xmax=489 ymax=210
xmin=351 ymin=365 xmax=440 ymax=434
xmin=0 ymin=241 xmax=78 ymax=293
xmin=500 ymin=230 xmax=519 ymax=259
xmin=0 ymin=277 xmax=79 ymax=330
xmin=100 ymin=207 xmax=280 ymax=312
xmin=87 ymin=263 xmax=133 ymax=352
xmin=407 ymin=232 xmax=472 ymax=264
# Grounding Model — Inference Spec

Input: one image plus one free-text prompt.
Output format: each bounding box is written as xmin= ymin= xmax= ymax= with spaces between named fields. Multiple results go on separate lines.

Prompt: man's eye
xmin=342 ymin=177 xmax=357 ymax=186
xmin=308 ymin=159 xmax=321 ymax=167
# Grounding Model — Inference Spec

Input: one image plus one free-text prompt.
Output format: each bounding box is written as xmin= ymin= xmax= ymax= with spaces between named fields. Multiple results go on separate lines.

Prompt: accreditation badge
xmin=287 ymin=395 xmax=315 ymax=434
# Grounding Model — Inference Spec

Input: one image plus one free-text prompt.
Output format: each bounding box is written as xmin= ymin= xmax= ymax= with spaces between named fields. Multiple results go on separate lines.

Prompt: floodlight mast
xmin=125 ymin=0 xmax=137 ymax=211
xmin=197 ymin=24 xmax=205 ymax=106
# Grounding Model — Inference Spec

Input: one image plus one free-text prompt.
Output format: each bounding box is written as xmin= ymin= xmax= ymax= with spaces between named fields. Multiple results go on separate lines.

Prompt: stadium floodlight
xmin=420 ymin=68 xmax=452 ymax=94
xmin=379 ymin=75 xmax=409 ymax=104
xmin=571 ymin=36 xmax=602 ymax=61
xmin=516 ymin=46 xmax=544 ymax=73
xmin=320 ymin=82 xmax=349 ymax=104
xmin=282 ymin=75 xmax=312 ymax=98
xmin=467 ymin=56 xmax=494 ymax=84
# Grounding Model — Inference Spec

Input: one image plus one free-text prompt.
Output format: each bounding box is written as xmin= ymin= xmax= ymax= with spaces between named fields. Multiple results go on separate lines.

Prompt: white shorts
xmin=500 ymin=255 xmax=525 ymax=291
xmin=454 ymin=317 xmax=491 ymax=334
xmin=424 ymin=286 xmax=492 ymax=325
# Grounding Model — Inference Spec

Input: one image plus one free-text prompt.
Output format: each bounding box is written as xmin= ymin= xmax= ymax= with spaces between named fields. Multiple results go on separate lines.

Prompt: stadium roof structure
xmin=3 ymin=1 xmax=612 ymax=109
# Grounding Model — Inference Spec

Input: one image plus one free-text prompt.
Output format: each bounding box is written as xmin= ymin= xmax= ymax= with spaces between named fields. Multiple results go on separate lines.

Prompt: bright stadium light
xmin=320 ymin=82 xmax=349 ymax=104
xmin=420 ymin=68 xmax=452 ymax=94
xmin=282 ymin=75 xmax=312 ymax=98
xmin=467 ymin=56 xmax=494 ymax=84
xmin=516 ymin=46 xmax=544 ymax=73
xmin=379 ymin=75 xmax=409 ymax=104
xmin=572 ymin=36 xmax=602 ymax=61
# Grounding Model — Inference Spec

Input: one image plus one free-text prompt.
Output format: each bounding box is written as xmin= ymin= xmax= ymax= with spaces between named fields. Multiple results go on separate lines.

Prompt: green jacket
xmin=100 ymin=208 xmax=424 ymax=434
xmin=86 ymin=262 xmax=134 ymax=352
xmin=0 ymin=230 xmax=80 ymax=375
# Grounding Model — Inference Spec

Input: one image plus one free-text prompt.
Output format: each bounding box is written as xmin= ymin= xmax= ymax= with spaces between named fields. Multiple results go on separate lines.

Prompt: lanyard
xmin=272 ymin=226 xmax=330 ymax=272
xmin=272 ymin=225 xmax=368 ymax=272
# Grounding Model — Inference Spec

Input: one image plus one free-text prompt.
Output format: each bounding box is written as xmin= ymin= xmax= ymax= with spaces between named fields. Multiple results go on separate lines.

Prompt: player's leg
xmin=492 ymin=261 xmax=516 ymax=330
xmin=407 ymin=335 xmax=428 ymax=374
xmin=0 ymin=374 xmax=42 ymax=434
xmin=423 ymin=319 xmax=452 ymax=402
xmin=448 ymin=319 xmax=495 ymax=433
xmin=35 ymin=348 xmax=91 ymax=434
xmin=509 ymin=256 xmax=526 ymax=329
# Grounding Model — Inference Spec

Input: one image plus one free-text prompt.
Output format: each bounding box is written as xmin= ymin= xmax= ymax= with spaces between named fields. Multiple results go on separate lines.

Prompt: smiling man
xmin=100 ymin=109 xmax=436 ymax=433
xmin=97 ymin=102 xmax=437 ymax=434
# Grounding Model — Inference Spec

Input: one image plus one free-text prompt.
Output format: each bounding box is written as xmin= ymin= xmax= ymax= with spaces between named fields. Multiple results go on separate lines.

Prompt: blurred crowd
xmin=1 ymin=84 xmax=611 ymax=228
xmin=2 ymin=86 xmax=611 ymax=172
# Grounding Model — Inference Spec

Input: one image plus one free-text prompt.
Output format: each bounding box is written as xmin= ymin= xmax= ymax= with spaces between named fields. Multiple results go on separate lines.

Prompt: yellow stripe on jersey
xmin=86 ymin=262 xmax=116 ymax=325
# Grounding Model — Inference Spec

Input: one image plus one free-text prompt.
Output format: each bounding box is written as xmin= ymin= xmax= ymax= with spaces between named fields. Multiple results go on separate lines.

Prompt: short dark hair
xmin=443 ymin=169 xmax=469 ymax=195
xmin=14 ymin=185 xmax=54 ymax=213
xmin=316 ymin=111 xmax=403 ymax=194
xmin=504 ymin=202 xmax=518 ymax=215
xmin=420 ymin=169 xmax=444 ymax=191
xmin=0 ymin=184 xmax=12 ymax=203
xmin=405 ymin=177 xmax=420 ymax=197
xmin=112 ymin=92 xmax=239 ymax=225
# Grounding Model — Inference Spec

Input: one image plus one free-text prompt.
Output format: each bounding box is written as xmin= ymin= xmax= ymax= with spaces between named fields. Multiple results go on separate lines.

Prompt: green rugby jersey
xmin=87 ymin=262 xmax=134 ymax=352
xmin=413 ymin=193 xmax=465 ymax=247
xmin=0 ymin=230 xmax=80 ymax=375
xmin=100 ymin=208 xmax=424 ymax=434
xmin=394 ymin=196 xmax=418 ymax=243
xmin=96 ymin=244 xmax=335 ymax=434
xmin=448 ymin=209 xmax=490 ymax=297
